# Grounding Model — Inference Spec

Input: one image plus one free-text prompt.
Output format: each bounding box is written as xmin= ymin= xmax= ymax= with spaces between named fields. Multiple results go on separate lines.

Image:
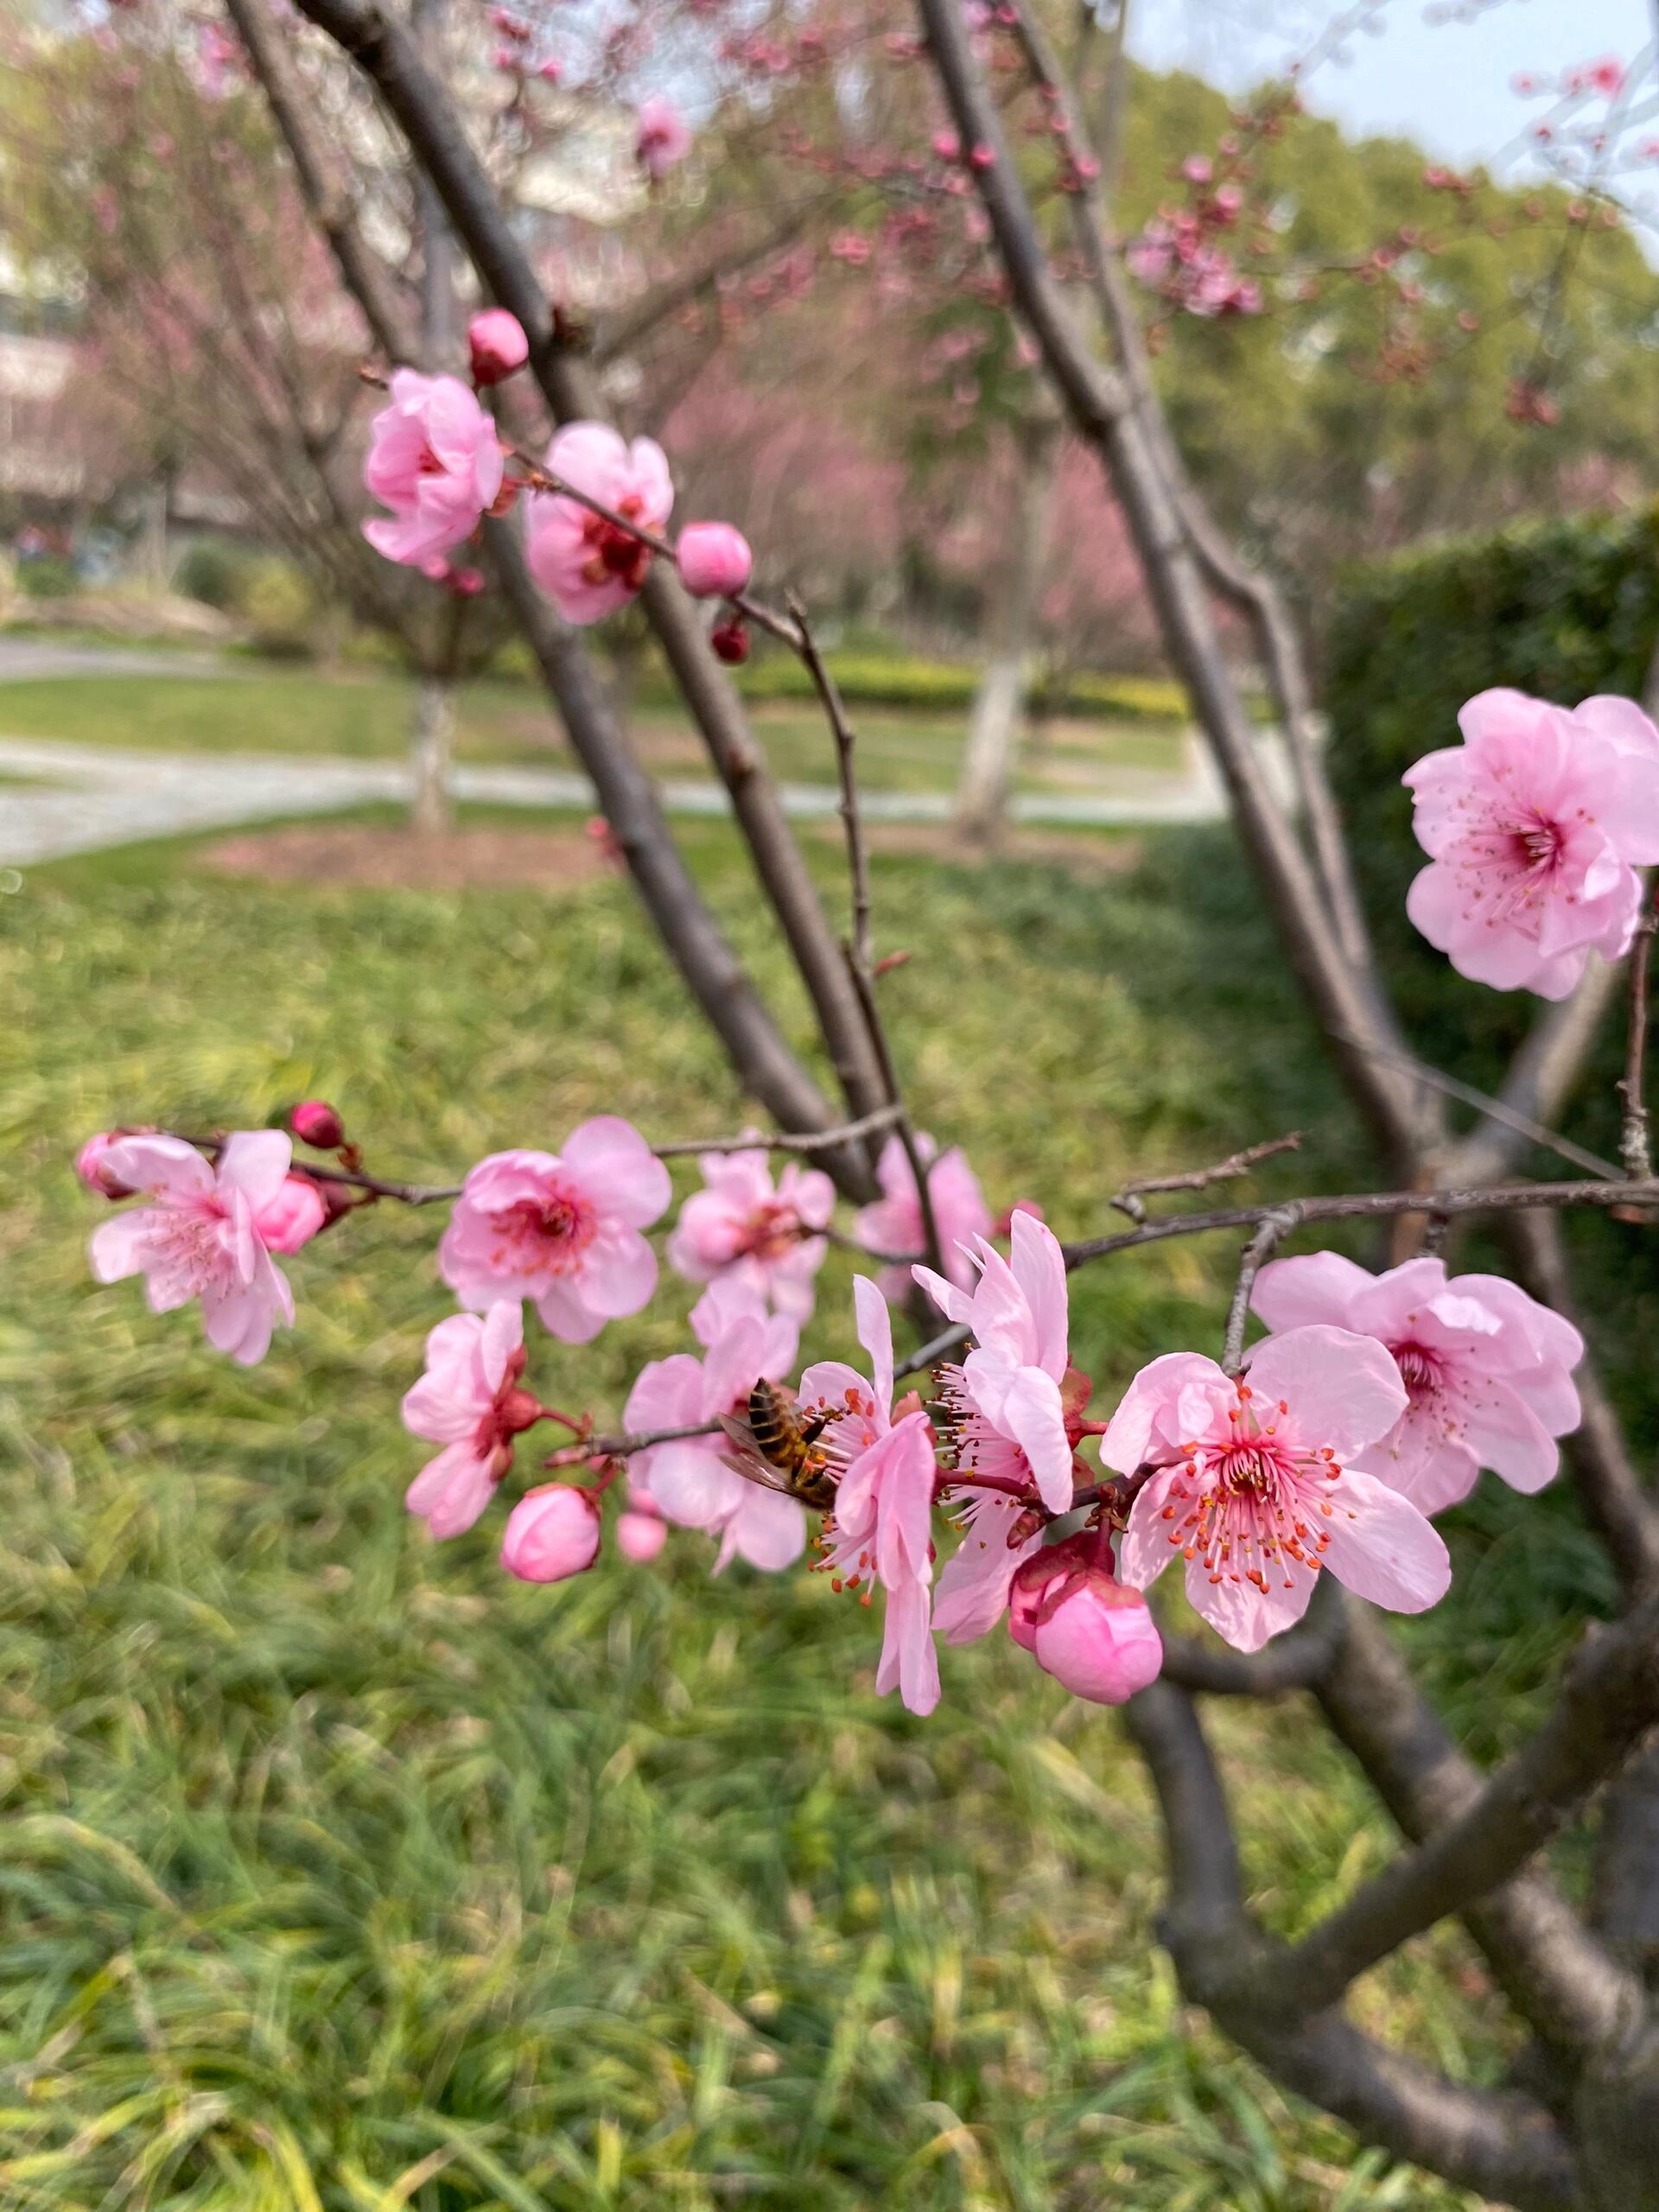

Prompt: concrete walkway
xmin=0 ymin=733 xmax=1289 ymax=869
xmin=0 ymin=731 xmax=1294 ymax=869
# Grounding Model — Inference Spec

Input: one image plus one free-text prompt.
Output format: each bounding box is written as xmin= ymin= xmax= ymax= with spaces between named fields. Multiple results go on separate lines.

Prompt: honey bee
xmin=721 ymin=1379 xmax=841 ymax=1512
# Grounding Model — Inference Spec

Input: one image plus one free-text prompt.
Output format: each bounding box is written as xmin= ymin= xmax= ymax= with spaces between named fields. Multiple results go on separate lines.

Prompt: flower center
xmin=1510 ymin=816 xmax=1562 ymax=874
xmin=581 ymin=499 xmax=652 ymax=589
xmin=490 ymin=1186 xmax=596 ymax=1275
xmin=735 ymin=1198 xmax=800 ymax=1262
xmin=1163 ymin=1394 xmax=1340 ymax=1594
xmin=1391 ymin=1341 xmax=1440 ymax=1397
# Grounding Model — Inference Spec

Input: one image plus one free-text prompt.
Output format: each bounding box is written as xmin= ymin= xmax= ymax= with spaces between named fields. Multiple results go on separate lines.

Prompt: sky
xmin=1128 ymin=0 xmax=1656 ymax=172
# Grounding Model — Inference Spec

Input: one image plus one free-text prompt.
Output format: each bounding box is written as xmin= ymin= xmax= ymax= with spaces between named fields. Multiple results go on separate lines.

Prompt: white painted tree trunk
xmin=952 ymin=417 xmax=1059 ymax=850
xmin=410 ymin=676 xmax=456 ymax=836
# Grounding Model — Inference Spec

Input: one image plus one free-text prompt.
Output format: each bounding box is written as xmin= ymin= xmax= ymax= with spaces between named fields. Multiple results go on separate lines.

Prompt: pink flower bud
xmin=289 ymin=1099 xmax=345 ymax=1150
xmin=76 ymin=1131 xmax=138 ymax=1199
xmin=931 ymin=130 xmax=960 ymax=162
xmin=968 ymin=142 xmax=995 ymax=171
xmin=468 ymin=308 xmax=530 ymax=387
xmin=616 ymin=1507 xmax=667 ymax=1562
xmin=677 ymin=521 xmax=753 ymax=600
xmin=710 ymin=616 xmax=750 ymax=664
xmin=501 ymin=1484 xmax=601 ymax=1582
xmin=446 ymin=566 xmax=487 ymax=596
xmin=251 ymin=1173 xmax=328 ymax=1255
xmin=1008 ymin=1537 xmax=1163 ymax=1705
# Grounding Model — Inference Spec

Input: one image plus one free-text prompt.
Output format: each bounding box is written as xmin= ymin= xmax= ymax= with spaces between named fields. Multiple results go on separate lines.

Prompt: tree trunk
xmin=410 ymin=675 xmax=456 ymax=837
xmin=952 ymin=415 xmax=1058 ymax=850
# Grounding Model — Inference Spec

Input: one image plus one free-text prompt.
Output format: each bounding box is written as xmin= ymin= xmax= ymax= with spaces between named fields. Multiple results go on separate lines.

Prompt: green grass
xmin=0 ymin=815 xmax=1613 ymax=2209
xmin=0 ymin=669 xmax=1186 ymax=794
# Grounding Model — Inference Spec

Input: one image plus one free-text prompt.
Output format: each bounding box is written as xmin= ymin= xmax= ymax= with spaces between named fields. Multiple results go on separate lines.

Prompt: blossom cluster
xmin=356 ymin=305 xmax=753 ymax=635
xmin=80 ymin=1091 xmax=1586 ymax=1719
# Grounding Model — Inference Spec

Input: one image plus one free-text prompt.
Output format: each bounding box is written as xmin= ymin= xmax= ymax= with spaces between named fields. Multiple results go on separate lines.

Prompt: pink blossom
xmin=439 ymin=1118 xmax=669 ymax=1343
xmin=1251 ymin=1254 xmax=1583 ymax=1516
xmin=467 ymin=308 xmax=530 ymax=386
xmin=636 ymin=94 xmax=692 ymax=181
xmin=362 ymin=370 xmax=505 ymax=569
xmin=402 ymin=1300 xmax=534 ymax=1537
xmin=689 ymin=1273 xmax=800 ymax=1378
xmin=802 ymin=1279 xmax=940 ymax=1715
xmin=625 ymin=1309 xmax=804 ymax=1571
xmin=252 ymin=1174 xmax=327 ymax=1255
xmin=501 ymin=1483 xmax=601 ymax=1582
xmin=525 ymin=422 xmax=673 ymax=624
xmin=856 ymin=1131 xmax=991 ymax=1299
xmin=1105 ymin=1329 xmax=1449 ymax=1653
xmin=915 ymin=1212 xmax=1077 ymax=1515
xmin=616 ymin=1505 xmax=667 ymax=1561
xmin=1008 ymin=1531 xmax=1164 ymax=1704
xmin=677 ymin=520 xmax=753 ymax=599
xmin=668 ymin=1147 xmax=834 ymax=1324
xmin=1404 ymin=690 xmax=1659 ymax=998
xmin=77 ymin=1130 xmax=142 ymax=1198
xmin=88 ymin=1132 xmax=296 ymax=1366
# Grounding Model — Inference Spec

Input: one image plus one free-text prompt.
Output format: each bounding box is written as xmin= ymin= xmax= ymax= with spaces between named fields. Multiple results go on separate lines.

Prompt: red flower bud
xmin=711 ymin=617 xmax=751 ymax=664
xmin=289 ymin=1099 xmax=345 ymax=1151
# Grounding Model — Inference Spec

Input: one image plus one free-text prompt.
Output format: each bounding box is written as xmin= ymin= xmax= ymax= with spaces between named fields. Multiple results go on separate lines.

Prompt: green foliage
xmin=641 ymin=650 xmax=1192 ymax=724
xmin=2 ymin=809 xmax=1572 ymax=2207
xmin=235 ymin=556 xmax=324 ymax=660
xmin=14 ymin=554 xmax=79 ymax=599
xmin=174 ymin=533 xmax=259 ymax=613
xmin=1118 ymin=69 xmax=1659 ymax=569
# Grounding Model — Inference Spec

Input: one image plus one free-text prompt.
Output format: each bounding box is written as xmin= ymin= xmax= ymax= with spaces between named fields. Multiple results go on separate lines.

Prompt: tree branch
xmin=1262 ymin=1593 xmax=1659 ymax=2018
xmin=1502 ymin=1209 xmax=1659 ymax=1596
xmin=1318 ymin=1594 xmax=1643 ymax=2056
xmin=291 ymin=0 xmax=893 ymax=1146
xmin=1122 ymin=1681 xmax=1580 ymax=2211
xmin=912 ymin=0 xmax=1432 ymax=1172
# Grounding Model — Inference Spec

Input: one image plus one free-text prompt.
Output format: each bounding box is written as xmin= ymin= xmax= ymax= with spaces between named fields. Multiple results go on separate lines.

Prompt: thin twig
xmin=545 ymin=1418 xmax=721 ymax=1464
xmin=1220 ymin=1204 xmax=1303 ymax=1373
xmin=1334 ymin=1029 xmax=1620 ymax=1180
xmin=650 ymin=1104 xmax=905 ymax=1159
xmin=1618 ymin=892 xmax=1658 ymax=1179
xmin=1111 ymin=1131 xmax=1302 ymax=1224
xmin=897 ymin=1173 xmax=1659 ymax=1380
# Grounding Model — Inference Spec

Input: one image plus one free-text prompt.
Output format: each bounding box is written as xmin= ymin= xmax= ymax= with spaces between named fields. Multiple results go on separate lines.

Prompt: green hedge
xmin=640 ymin=652 xmax=1192 ymax=724
xmin=1326 ymin=501 xmax=1659 ymax=1082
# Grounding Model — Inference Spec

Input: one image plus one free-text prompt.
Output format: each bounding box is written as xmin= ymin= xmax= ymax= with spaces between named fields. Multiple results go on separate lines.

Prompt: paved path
xmin=0 ymin=639 xmax=240 ymax=683
xmin=0 ymin=731 xmax=1294 ymax=868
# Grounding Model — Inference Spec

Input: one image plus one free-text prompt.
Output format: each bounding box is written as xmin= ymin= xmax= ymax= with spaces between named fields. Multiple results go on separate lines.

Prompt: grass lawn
xmin=0 ymin=667 xmax=1186 ymax=794
xmin=0 ymin=810 xmax=1622 ymax=2209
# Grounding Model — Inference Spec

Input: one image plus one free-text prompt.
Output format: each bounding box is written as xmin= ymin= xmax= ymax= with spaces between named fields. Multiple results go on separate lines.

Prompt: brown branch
xmin=912 ymin=0 xmax=1432 ymax=1173
xmin=1220 ymin=1205 xmax=1301 ymax=1373
xmin=1319 ymin=1595 xmax=1643 ymax=2056
xmin=998 ymin=0 xmax=1385 ymax=996
xmin=1110 ymin=1130 xmax=1303 ymax=1224
xmin=291 ymin=0 xmax=892 ymax=1144
xmin=1446 ymin=959 xmax=1627 ymax=1186
xmin=1592 ymin=1729 xmax=1659 ymax=1985
xmin=1260 ymin=1592 xmax=1659 ymax=2018
xmin=1122 ymin=1681 xmax=1580 ymax=2210
xmin=650 ymin=1104 xmax=906 ymax=1160
xmin=1335 ymin=1029 xmax=1620 ymax=1180
xmin=893 ymin=1173 xmax=1659 ymax=1381
xmin=1619 ymin=893 xmax=1658 ymax=1181
xmin=232 ymin=0 xmax=869 ymax=1182
xmin=546 ymin=1418 xmax=721 ymax=1465
xmin=1501 ymin=1210 xmax=1659 ymax=1596
xmin=1157 ymin=1576 xmax=1343 ymax=1695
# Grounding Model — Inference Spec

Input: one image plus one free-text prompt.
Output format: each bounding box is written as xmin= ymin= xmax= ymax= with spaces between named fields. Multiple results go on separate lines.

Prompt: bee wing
xmin=718 ymin=1416 xmax=793 ymax=1492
